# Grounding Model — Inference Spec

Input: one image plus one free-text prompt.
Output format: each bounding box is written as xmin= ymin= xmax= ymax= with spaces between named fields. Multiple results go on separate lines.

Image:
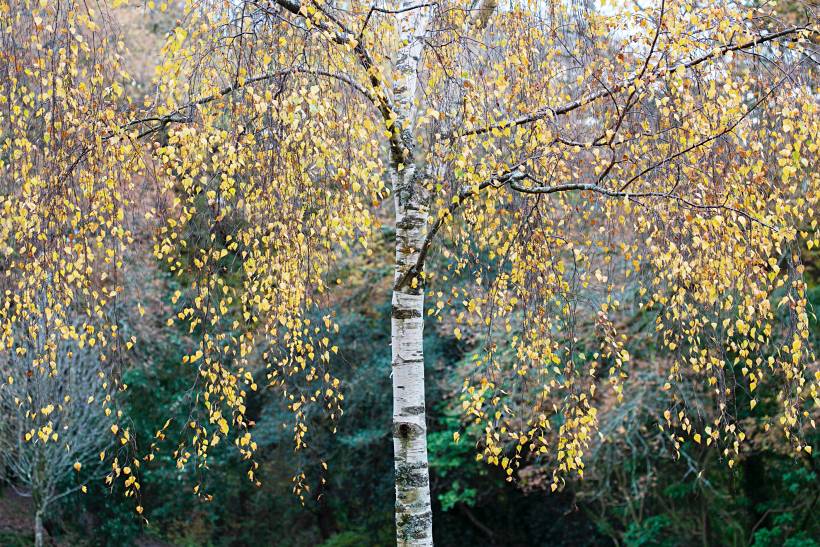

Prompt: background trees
xmin=0 ymin=314 xmax=114 ymax=547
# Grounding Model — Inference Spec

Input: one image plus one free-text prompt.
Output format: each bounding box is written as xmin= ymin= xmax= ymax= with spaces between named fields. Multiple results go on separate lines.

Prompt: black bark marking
xmin=392 ymin=306 xmax=421 ymax=319
xmin=402 ymin=405 xmax=425 ymax=415
xmin=395 ymin=461 xmax=430 ymax=489
xmin=396 ymin=510 xmax=433 ymax=540
xmin=396 ymin=215 xmax=423 ymax=230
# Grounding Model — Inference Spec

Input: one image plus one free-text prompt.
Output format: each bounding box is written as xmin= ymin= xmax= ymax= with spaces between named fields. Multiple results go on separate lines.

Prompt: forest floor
xmin=0 ymin=489 xmax=38 ymax=545
xmin=0 ymin=489 xmax=174 ymax=547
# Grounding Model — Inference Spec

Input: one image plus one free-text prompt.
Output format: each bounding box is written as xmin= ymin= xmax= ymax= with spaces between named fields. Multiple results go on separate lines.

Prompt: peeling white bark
xmin=391 ymin=286 xmax=431 ymax=546
xmin=390 ymin=3 xmax=434 ymax=545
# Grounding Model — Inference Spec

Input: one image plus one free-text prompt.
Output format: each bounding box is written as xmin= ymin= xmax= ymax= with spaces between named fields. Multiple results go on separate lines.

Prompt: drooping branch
xmin=452 ymin=25 xmax=812 ymax=139
xmin=267 ymin=0 xmax=407 ymax=158
xmin=393 ymin=168 xmax=525 ymax=291
xmin=401 ymin=74 xmax=788 ymax=288
xmin=124 ymin=66 xmax=376 ymax=138
xmin=617 ymin=71 xmax=787 ymax=192
xmin=597 ymin=0 xmax=664 ymax=151
xmin=506 ymin=177 xmax=777 ymax=230
xmin=506 ymin=71 xmax=790 ymax=227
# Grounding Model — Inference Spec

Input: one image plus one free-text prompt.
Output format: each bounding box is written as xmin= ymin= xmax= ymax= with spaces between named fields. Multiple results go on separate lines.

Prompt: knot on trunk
xmin=394 ymin=420 xmax=424 ymax=441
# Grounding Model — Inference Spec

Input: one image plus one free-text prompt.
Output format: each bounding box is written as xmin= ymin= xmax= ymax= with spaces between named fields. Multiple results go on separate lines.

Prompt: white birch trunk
xmin=390 ymin=3 xmax=433 ymax=545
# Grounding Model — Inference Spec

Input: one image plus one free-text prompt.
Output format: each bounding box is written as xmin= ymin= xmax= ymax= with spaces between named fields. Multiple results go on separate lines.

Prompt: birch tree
xmin=2 ymin=0 xmax=818 ymax=545
xmin=139 ymin=1 xmax=818 ymax=543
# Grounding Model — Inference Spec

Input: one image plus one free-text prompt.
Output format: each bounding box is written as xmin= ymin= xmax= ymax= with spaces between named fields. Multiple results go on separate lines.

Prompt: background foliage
xmin=0 ymin=225 xmax=816 ymax=546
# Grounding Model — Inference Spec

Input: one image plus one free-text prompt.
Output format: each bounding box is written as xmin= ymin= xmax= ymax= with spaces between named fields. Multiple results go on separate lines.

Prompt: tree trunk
xmin=392 ymin=189 xmax=432 ymax=546
xmin=390 ymin=4 xmax=433 ymax=545
xmin=34 ymin=509 xmax=44 ymax=547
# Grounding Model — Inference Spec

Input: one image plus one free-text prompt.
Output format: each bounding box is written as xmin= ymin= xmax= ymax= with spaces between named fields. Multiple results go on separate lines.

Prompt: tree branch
xmin=358 ymin=2 xmax=437 ymax=41
xmin=393 ymin=168 xmax=525 ymax=290
xmin=452 ymin=26 xmax=811 ymax=139
xmin=506 ymin=177 xmax=777 ymax=230
xmin=267 ymin=0 xmax=405 ymax=157
xmin=124 ymin=66 xmax=376 ymax=138
xmin=617 ymin=71 xmax=786 ymax=192
xmin=400 ymin=74 xmax=781 ymax=289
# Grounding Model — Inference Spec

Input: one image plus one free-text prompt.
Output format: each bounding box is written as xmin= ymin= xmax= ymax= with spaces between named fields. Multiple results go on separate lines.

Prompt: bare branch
xmin=506 ymin=178 xmax=777 ymax=230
